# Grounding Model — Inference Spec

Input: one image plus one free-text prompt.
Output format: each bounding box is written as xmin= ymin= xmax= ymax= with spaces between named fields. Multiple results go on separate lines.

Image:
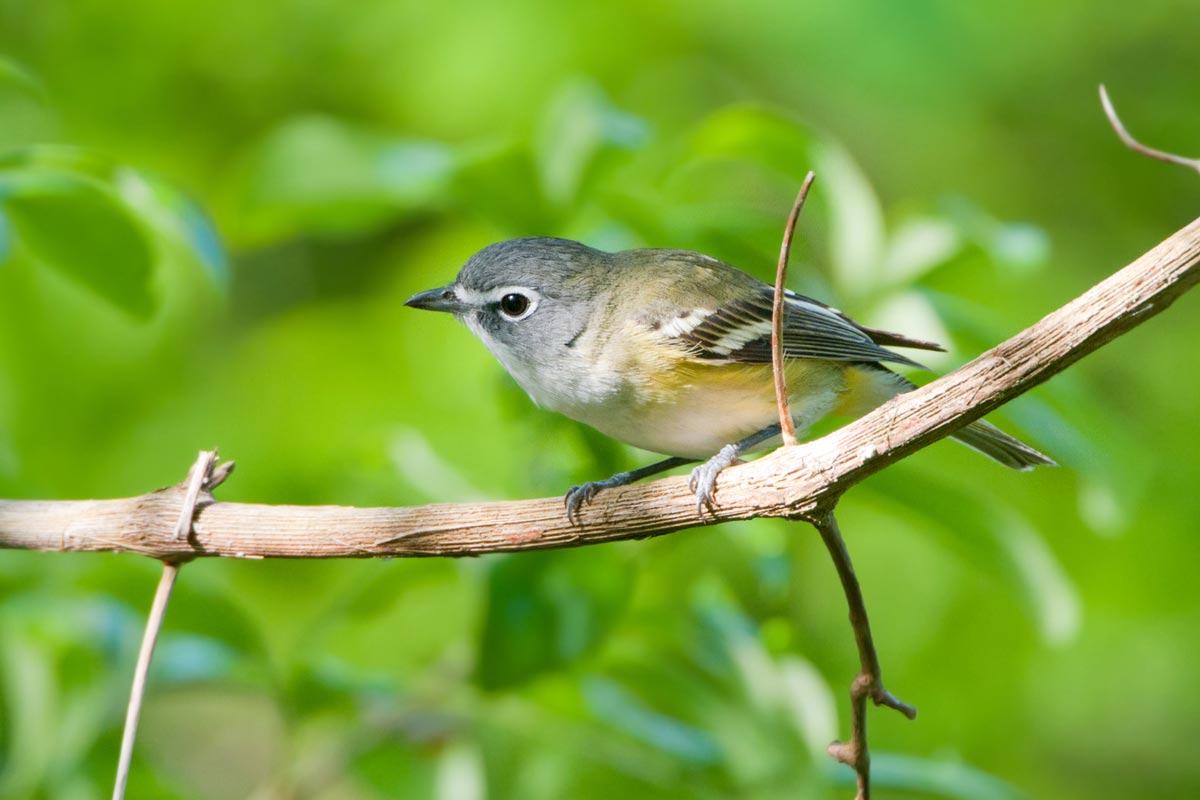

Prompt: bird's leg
xmin=566 ymin=456 xmax=695 ymax=524
xmin=688 ymin=423 xmax=783 ymax=514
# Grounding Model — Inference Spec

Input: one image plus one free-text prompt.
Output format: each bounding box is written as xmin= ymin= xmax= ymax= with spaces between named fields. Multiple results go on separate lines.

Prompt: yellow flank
xmin=833 ymin=364 xmax=900 ymax=417
xmin=644 ymin=358 xmax=826 ymax=404
xmin=563 ymin=320 xmax=907 ymax=459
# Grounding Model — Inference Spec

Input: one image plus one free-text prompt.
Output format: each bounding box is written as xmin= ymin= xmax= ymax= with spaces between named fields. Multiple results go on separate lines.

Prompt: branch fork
xmin=173 ymin=450 xmax=234 ymax=545
xmin=112 ymin=449 xmax=231 ymax=800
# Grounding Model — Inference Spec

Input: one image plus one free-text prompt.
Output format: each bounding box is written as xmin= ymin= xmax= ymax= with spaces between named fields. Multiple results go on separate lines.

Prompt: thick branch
xmin=2 ymin=216 xmax=1200 ymax=558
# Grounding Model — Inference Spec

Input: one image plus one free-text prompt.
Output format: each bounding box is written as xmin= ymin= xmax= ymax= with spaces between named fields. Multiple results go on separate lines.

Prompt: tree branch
xmin=1 ymin=216 xmax=1199 ymax=558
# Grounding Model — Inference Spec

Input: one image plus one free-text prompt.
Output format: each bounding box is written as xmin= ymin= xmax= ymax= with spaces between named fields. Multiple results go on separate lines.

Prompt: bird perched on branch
xmin=407 ymin=237 xmax=1054 ymax=520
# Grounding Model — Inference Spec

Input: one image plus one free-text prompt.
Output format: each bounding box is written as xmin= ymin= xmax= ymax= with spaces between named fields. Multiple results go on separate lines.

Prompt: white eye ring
xmin=493 ymin=287 xmax=539 ymax=321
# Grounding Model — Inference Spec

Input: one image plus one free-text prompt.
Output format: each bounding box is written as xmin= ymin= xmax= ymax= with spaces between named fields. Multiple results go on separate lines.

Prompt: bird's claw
xmin=688 ymin=465 xmax=718 ymax=515
xmin=688 ymin=444 xmax=740 ymax=516
xmin=564 ymin=481 xmax=601 ymax=524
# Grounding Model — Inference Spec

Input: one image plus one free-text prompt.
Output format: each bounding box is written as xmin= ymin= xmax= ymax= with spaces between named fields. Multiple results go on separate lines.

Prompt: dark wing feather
xmin=675 ymin=287 xmax=935 ymax=369
xmin=856 ymin=325 xmax=945 ymax=353
xmin=788 ymin=290 xmax=945 ymax=353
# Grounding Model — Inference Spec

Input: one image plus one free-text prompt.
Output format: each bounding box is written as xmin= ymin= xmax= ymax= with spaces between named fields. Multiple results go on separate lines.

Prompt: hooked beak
xmin=405 ymin=284 xmax=468 ymax=314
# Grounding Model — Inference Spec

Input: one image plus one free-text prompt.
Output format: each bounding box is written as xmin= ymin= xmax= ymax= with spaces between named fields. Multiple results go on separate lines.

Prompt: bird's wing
xmin=664 ymin=286 xmax=937 ymax=369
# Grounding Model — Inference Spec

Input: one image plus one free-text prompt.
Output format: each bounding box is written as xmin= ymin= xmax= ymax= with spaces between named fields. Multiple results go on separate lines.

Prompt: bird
xmin=406 ymin=237 xmax=1054 ymax=520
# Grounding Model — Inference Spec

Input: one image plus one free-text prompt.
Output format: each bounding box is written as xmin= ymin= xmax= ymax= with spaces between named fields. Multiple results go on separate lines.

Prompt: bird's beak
xmin=405 ymin=284 xmax=467 ymax=314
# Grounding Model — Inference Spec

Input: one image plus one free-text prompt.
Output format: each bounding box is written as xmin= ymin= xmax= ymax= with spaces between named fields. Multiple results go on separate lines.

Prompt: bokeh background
xmin=2 ymin=1 xmax=1199 ymax=798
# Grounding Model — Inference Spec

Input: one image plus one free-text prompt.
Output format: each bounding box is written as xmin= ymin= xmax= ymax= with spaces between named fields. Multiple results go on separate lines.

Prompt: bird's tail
xmin=950 ymin=418 xmax=1056 ymax=471
xmin=845 ymin=366 xmax=1056 ymax=471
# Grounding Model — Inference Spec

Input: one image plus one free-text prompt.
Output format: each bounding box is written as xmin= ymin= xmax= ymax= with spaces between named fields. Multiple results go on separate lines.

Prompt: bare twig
xmin=1099 ymin=84 xmax=1200 ymax=173
xmin=175 ymin=450 xmax=215 ymax=541
xmin=112 ymin=563 xmax=178 ymax=800
xmin=766 ymin=175 xmax=903 ymax=795
xmin=112 ymin=450 xmax=225 ymax=800
xmin=772 ymin=171 xmax=817 ymax=445
xmin=811 ymin=510 xmax=915 ymax=799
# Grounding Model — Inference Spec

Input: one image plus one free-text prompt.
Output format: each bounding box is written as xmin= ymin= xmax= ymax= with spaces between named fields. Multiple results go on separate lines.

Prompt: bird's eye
xmin=499 ymin=293 xmax=531 ymax=318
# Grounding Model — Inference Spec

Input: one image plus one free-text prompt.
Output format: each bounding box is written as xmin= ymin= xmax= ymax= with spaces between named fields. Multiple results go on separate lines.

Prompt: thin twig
xmin=811 ymin=510 xmax=915 ymax=799
xmin=112 ymin=562 xmax=179 ymax=800
xmin=175 ymin=450 xmax=216 ymax=541
xmin=113 ymin=450 xmax=222 ymax=799
xmin=772 ymin=171 xmax=817 ymax=446
xmin=769 ymin=175 xmax=906 ymax=797
xmin=1099 ymin=84 xmax=1200 ymax=173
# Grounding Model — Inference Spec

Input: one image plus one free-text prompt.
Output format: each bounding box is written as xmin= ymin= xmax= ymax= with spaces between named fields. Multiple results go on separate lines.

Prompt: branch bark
xmin=2 ymin=216 xmax=1200 ymax=558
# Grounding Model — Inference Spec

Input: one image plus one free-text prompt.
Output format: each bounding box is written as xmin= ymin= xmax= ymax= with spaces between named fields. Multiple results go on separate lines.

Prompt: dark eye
xmin=499 ymin=293 xmax=530 ymax=318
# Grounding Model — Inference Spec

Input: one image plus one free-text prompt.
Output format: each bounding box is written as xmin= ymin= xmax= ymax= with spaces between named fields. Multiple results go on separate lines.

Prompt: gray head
xmin=406 ymin=237 xmax=613 ymax=395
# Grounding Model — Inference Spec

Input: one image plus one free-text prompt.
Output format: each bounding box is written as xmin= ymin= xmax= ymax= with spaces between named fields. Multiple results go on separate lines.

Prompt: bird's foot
xmin=688 ymin=444 xmax=742 ymax=515
xmin=565 ymin=472 xmax=633 ymax=524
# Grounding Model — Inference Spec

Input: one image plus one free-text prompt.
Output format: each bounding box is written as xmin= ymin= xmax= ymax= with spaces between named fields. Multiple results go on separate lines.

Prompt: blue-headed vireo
xmin=406 ymin=237 xmax=1054 ymax=519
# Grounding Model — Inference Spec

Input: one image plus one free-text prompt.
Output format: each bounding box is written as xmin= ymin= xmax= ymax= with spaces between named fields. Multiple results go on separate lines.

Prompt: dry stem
xmin=111 ymin=563 xmax=178 ymax=800
xmin=1100 ymin=84 xmax=1200 ymax=173
xmin=772 ymin=171 xmax=817 ymax=445
xmin=812 ymin=510 xmax=916 ymax=799
xmin=765 ymin=174 xmax=906 ymax=795
xmin=111 ymin=450 xmax=229 ymax=799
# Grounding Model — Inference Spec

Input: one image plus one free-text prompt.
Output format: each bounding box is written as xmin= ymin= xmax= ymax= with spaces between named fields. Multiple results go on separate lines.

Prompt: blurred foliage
xmin=1 ymin=1 xmax=1200 ymax=798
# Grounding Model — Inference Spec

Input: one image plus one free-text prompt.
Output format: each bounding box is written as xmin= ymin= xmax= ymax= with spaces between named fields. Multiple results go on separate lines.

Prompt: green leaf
xmin=938 ymin=196 xmax=1049 ymax=274
xmin=0 ymin=57 xmax=46 ymax=100
xmin=865 ymin=469 xmax=1080 ymax=645
xmin=881 ymin=216 xmax=963 ymax=286
xmin=0 ymin=208 xmax=10 ymax=264
xmin=661 ymin=107 xmax=821 ymax=269
xmin=0 ymin=145 xmax=117 ymax=181
xmin=0 ymin=146 xmax=229 ymax=292
xmin=177 ymin=198 xmax=228 ymax=286
xmin=115 ymin=169 xmax=230 ymax=290
xmin=152 ymin=635 xmax=240 ymax=684
xmin=228 ymin=115 xmax=456 ymax=243
xmin=863 ymin=752 xmax=1026 ymax=800
xmin=0 ymin=625 xmax=56 ymax=795
xmin=436 ymin=741 xmax=487 ymax=800
xmin=139 ymin=685 xmax=285 ymax=797
xmin=452 ymin=143 xmax=557 ymax=233
xmin=811 ymin=138 xmax=886 ymax=298
xmin=674 ymin=103 xmax=818 ymax=228
xmin=536 ymin=79 xmax=649 ymax=206
xmin=476 ymin=548 xmax=633 ymax=690
xmin=683 ymin=106 xmax=815 ymax=175
xmin=0 ymin=170 xmax=156 ymax=318
xmin=0 ymin=59 xmax=52 ymax=152
xmin=584 ymin=676 xmax=722 ymax=764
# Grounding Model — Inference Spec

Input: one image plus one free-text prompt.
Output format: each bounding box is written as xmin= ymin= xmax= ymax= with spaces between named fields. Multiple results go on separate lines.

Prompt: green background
xmin=1 ymin=1 xmax=1199 ymax=797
